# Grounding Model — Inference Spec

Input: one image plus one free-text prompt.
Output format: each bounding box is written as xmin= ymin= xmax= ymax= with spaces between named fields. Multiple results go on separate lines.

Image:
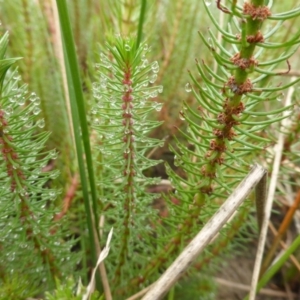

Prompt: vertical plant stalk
xmin=114 ymin=65 xmax=136 ymax=280
xmin=165 ymin=0 xmax=200 ymax=94
xmin=156 ymin=0 xmax=183 ymax=84
xmin=255 ymin=171 xmax=267 ymax=231
xmin=55 ymin=0 xmax=101 ymax=289
xmin=195 ymin=0 xmax=271 ymax=197
xmin=93 ymin=36 xmax=163 ymax=293
xmin=136 ymin=0 xmax=147 ymax=49
xmin=48 ymin=0 xmax=74 ymax=145
xmin=154 ymin=0 xmax=200 ymax=138
xmin=93 ymin=221 xmax=112 ymax=300
xmin=73 ymin=0 xmax=81 ymax=56
xmin=249 ymin=76 xmax=294 ymax=300
xmin=21 ymin=0 xmax=33 ymax=84
xmin=213 ymin=2 xmax=224 ymax=76
xmin=121 ymin=0 xmax=136 ymax=35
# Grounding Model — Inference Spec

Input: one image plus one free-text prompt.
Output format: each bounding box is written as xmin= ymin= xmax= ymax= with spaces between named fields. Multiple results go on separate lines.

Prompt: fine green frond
xmin=0 ymin=33 xmax=78 ymax=294
xmin=92 ymin=35 xmax=163 ymax=290
xmin=159 ymin=0 xmax=300 ymax=296
xmin=1 ymin=0 xmax=300 ymax=298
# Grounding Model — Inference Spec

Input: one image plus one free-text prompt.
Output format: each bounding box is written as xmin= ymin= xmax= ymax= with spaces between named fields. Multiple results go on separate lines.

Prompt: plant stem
xmin=55 ymin=0 xmax=101 ymax=289
xmin=136 ymin=0 xmax=147 ymax=49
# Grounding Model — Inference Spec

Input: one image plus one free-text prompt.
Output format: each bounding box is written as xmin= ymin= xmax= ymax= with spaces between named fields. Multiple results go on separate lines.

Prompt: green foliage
xmin=0 ymin=0 xmax=300 ymax=299
xmin=0 ymin=0 xmax=72 ymax=153
xmin=44 ymin=277 xmax=102 ymax=300
xmin=0 ymin=33 xmax=78 ymax=295
xmin=170 ymin=0 xmax=298 ymax=211
xmin=0 ymin=273 xmax=39 ymax=300
xmin=174 ymin=274 xmax=217 ymax=300
xmin=92 ymin=35 xmax=163 ymax=286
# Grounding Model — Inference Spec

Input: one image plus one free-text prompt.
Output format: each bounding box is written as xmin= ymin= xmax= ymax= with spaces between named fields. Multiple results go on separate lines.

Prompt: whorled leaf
xmin=0 ymin=32 xmax=78 ymax=294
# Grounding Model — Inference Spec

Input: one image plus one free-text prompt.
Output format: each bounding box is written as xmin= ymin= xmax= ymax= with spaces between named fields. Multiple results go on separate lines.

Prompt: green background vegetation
xmin=0 ymin=0 xmax=300 ymax=299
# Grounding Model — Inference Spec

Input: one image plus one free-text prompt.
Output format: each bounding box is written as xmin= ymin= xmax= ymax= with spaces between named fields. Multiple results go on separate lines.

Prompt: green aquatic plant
xmin=0 ymin=32 xmax=78 ymax=296
xmin=0 ymin=0 xmax=300 ymax=299
xmin=91 ymin=35 xmax=164 ymax=287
